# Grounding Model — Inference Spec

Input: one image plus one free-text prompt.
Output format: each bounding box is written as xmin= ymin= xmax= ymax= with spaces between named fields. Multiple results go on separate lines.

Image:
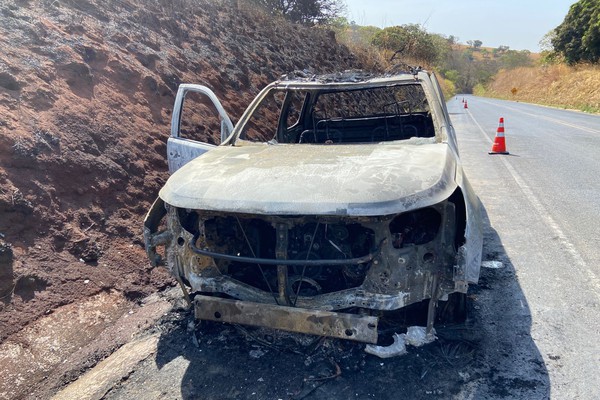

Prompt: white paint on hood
xmin=159 ymin=142 xmax=457 ymax=216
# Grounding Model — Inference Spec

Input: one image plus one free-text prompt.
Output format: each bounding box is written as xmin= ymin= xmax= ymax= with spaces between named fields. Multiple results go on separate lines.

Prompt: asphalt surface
xmin=452 ymin=96 xmax=600 ymax=399
xmin=62 ymin=97 xmax=600 ymax=400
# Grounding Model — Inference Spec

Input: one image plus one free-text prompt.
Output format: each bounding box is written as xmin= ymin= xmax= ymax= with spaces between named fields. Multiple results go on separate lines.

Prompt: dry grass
xmin=477 ymin=63 xmax=600 ymax=113
xmin=342 ymin=40 xmax=388 ymax=72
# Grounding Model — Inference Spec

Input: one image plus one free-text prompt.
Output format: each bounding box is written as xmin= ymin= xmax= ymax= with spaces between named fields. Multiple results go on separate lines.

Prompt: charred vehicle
xmin=144 ymin=70 xmax=483 ymax=345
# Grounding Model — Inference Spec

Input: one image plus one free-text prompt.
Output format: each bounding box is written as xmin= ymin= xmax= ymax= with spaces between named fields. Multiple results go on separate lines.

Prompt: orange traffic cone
xmin=489 ymin=117 xmax=509 ymax=155
xmin=464 ymin=100 xmax=468 ymax=109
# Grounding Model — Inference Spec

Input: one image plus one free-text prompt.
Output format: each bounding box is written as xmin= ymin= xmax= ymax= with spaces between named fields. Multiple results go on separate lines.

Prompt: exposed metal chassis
xmin=194 ymin=295 xmax=379 ymax=343
xmin=144 ymin=197 xmax=466 ymax=344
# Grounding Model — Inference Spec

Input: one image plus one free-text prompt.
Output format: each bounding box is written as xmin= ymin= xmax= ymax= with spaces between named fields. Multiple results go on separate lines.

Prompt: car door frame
xmin=167 ymin=84 xmax=234 ymax=173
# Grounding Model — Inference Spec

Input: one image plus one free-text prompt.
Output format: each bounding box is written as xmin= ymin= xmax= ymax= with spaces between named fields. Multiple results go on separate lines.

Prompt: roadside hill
xmin=0 ymin=0 xmax=361 ymax=342
xmin=477 ymin=63 xmax=600 ymax=113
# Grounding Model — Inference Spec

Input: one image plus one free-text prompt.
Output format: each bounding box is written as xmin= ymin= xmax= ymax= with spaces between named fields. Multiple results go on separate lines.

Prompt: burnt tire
xmin=437 ymin=292 xmax=467 ymax=324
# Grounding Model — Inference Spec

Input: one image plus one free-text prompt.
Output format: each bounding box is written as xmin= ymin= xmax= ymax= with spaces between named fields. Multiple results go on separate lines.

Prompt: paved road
xmin=452 ymin=95 xmax=600 ymax=399
xmin=54 ymin=97 xmax=600 ymax=400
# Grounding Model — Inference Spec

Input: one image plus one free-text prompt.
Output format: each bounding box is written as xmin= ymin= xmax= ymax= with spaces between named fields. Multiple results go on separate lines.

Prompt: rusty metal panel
xmin=194 ymin=295 xmax=379 ymax=344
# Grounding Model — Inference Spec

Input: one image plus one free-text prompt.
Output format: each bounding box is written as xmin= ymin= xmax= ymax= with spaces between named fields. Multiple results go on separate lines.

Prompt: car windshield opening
xmin=237 ymin=83 xmax=435 ymax=145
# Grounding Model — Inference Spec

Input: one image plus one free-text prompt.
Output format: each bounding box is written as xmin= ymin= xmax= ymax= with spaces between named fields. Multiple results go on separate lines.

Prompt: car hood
xmin=159 ymin=141 xmax=458 ymax=216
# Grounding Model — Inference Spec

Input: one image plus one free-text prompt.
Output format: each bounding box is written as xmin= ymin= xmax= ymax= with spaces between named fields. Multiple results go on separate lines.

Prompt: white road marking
xmin=476 ymin=98 xmax=600 ymax=134
xmin=467 ymin=109 xmax=600 ymax=300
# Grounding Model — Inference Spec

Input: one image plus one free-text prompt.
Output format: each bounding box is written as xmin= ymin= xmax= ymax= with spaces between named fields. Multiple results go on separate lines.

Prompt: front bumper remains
xmin=194 ymin=295 xmax=379 ymax=343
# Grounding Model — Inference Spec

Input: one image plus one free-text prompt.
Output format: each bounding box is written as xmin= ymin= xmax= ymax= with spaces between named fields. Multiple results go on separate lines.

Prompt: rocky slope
xmin=0 ymin=0 xmax=361 ymax=343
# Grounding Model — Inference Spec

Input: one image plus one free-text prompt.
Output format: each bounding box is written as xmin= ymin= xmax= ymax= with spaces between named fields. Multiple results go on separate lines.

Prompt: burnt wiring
xmin=324 ymin=224 xmax=348 ymax=259
xmin=232 ymin=324 xmax=326 ymax=357
xmin=235 ymin=216 xmax=280 ymax=306
xmin=293 ymin=222 xmax=320 ymax=306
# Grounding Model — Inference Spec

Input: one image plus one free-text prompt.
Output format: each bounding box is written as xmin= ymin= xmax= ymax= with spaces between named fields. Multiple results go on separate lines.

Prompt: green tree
xmin=250 ymin=0 xmax=346 ymax=25
xmin=552 ymin=0 xmax=600 ymax=63
xmin=444 ymin=69 xmax=460 ymax=83
xmin=539 ymin=30 xmax=562 ymax=64
xmin=429 ymin=33 xmax=453 ymax=64
xmin=499 ymin=50 xmax=533 ymax=69
xmin=371 ymin=24 xmax=438 ymax=65
xmin=466 ymin=39 xmax=482 ymax=49
xmin=539 ymin=30 xmax=556 ymax=52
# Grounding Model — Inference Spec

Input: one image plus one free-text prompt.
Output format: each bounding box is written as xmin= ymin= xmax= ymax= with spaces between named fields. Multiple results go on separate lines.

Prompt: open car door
xmin=167 ymin=84 xmax=234 ymax=173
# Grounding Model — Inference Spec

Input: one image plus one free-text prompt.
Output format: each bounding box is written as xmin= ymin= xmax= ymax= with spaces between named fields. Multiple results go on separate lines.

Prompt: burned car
xmin=144 ymin=70 xmax=483 ymax=346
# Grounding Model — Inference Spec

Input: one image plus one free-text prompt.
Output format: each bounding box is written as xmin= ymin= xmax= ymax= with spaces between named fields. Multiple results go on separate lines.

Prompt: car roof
xmin=271 ymin=70 xmax=428 ymax=90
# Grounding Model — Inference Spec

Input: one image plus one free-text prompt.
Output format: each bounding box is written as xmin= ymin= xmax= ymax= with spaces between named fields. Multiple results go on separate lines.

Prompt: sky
xmin=344 ymin=0 xmax=576 ymax=52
